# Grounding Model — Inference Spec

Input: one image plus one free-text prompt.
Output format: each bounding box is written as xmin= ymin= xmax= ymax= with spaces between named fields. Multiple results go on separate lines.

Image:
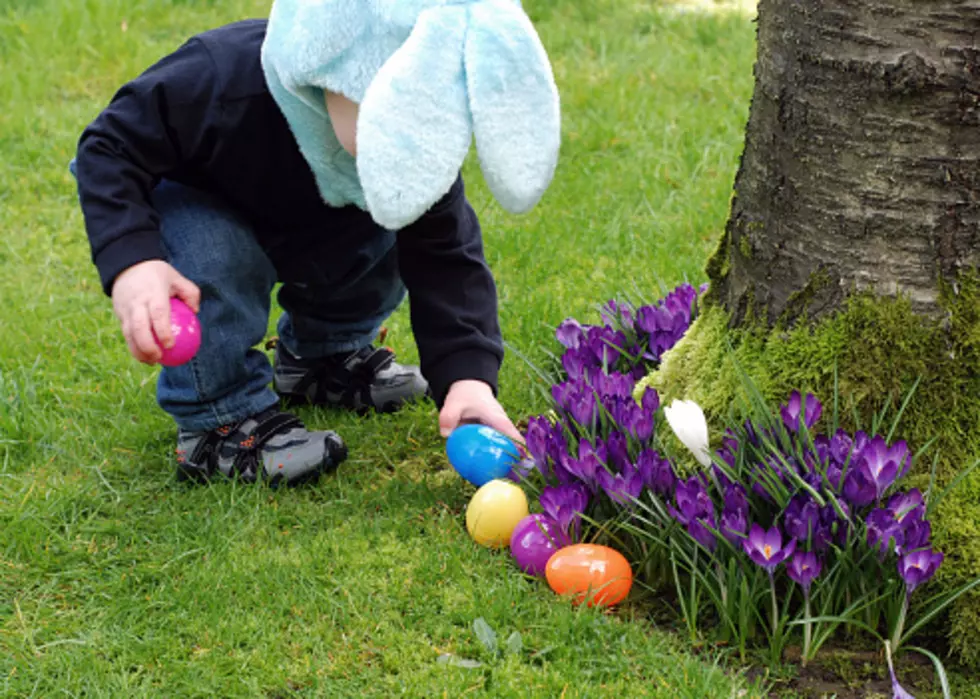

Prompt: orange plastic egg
xmin=545 ymin=544 xmax=633 ymax=607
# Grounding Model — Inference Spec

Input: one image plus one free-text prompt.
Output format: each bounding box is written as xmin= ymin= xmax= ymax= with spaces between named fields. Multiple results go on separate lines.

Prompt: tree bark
xmin=714 ymin=0 xmax=980 ymax=326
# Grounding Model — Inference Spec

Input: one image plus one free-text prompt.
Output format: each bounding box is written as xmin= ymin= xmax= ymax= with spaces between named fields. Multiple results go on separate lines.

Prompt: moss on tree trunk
xmin=639 ymin=0 xmax=980 ymax=667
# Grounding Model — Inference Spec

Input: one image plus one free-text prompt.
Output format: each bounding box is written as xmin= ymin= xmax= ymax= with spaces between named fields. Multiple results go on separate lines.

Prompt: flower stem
xmin=802 ymin=590 xmax=812 ymax=667
xmin=717 ymin=560 xmax=727 ymax=609
xmin=890 ymin=591 xmax=910 ymax=650
xmin=769 ymin=572 xmax=778 ymax=638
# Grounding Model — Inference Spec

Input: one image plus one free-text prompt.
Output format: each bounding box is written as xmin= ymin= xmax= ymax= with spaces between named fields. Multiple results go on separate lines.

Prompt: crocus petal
xmin=556 ymin=318 xmax=584 ymax=349
xmin=664 ymin=399 xmax=711 ymax=467
xmin=763 ymin=526 xmax=783 ymax=554
xmin=803 ymin=393 xmax=823 ymax=428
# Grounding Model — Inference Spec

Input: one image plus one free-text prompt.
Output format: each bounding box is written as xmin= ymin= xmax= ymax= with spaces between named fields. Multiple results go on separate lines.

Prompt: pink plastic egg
xmin=509 ymin=514 xmax=570 ymax=577
xmin=155 ymin=297 xmax=201 ymax=367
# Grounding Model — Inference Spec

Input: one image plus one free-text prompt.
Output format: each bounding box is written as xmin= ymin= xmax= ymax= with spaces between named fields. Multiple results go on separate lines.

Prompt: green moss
xmin=704 ymin=229 xmax=732 ymax=288
xmin=738 ymin=232 xmax=753 ymax=260
xmin=637 ymin=271 xmax=980 ymax=668
xmin=779 ymin=266 xmax=834 ymax=323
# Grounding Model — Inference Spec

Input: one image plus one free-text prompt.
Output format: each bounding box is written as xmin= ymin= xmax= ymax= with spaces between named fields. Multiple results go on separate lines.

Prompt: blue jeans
xmin=73 ymin=165 xmax=405 ymax=431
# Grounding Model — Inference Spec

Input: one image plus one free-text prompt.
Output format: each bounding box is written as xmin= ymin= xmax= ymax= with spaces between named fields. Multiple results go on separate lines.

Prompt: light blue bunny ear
xmin=356 ymin=5 xmax=473 ymax=230
xmin=465 ymin=0 xmax=561 ymax=214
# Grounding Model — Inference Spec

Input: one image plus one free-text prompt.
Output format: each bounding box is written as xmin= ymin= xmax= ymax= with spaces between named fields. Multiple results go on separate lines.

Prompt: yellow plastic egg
xmin=465 ymin=480 xmax=529 ymax=548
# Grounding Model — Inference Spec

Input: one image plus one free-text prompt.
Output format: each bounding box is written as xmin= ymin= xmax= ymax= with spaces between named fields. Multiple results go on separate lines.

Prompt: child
xmin=72 ymin=4 xmax=560 ymax=486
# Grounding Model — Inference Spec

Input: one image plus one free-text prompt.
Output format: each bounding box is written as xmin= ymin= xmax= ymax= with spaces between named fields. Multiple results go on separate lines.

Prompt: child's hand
xmin=439 ymin=379 xmax=524 ymax=444
xmin=111 ymin=260 xmax=200 ymax=365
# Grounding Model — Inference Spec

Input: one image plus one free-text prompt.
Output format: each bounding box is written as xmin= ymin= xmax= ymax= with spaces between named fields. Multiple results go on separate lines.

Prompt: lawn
xmin=0 ymin=0 xmax=763 ymax=696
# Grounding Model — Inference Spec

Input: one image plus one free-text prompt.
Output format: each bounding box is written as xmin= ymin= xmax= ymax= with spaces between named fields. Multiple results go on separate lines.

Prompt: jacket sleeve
xmin=396 ymin=178 xmax=504 ymax=408
xmin=74 ymin=38 xmax=220 ymax=295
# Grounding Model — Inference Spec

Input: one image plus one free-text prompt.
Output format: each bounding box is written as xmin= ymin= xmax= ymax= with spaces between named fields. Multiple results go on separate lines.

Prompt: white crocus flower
xmin=663 ymin=399 xmax=712 ymax=467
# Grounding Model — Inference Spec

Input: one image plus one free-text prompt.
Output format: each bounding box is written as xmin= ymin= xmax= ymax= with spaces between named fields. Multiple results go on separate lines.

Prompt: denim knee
xmin=152 ymin=181 xmax=280 ymax=430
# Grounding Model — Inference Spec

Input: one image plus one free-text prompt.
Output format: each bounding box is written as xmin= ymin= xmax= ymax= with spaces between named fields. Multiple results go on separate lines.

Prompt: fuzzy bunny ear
xmin=356 ymin=5 xmax=474 ymax=230
xmin=464 ymin=0 xmax=561 ymax=214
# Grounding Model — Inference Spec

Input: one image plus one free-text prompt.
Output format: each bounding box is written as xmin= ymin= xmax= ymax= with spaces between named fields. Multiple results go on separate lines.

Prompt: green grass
xmin=0 ymin=0 xmax=760 ymax=695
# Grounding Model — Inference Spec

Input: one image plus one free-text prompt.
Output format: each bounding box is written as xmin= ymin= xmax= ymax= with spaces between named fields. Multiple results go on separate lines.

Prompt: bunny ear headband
xmin=260 ymin=0 xmax=561 ymax=230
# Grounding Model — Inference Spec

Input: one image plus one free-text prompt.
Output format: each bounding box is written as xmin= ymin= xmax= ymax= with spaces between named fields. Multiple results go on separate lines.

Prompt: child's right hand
xmin=110 ymin=260 xmax=200 ymax=365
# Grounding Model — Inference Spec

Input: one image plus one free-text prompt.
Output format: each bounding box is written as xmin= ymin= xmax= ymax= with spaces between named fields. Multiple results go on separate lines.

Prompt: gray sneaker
xmin=272 ymin=342 xmax=429 ymax=413
xmin=175 ymin=408 xmax=347 ymax=487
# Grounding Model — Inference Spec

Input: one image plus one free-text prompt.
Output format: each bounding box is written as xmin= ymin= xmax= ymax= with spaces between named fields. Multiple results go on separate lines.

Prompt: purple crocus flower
xmin=886 ymin=489 xmax=924 ymax=524
xmin=828 ymin=428 xmax=857 ymax=465
xmin=855 ymin=489 xmax=926 ymax=554
xmin=551 ymin=380 xmax=576 ymax=412
xmin=826 ymin=500 xmax=852 ymax=546
xmin=596 ymin=372 xmax=633 ymax=399
xmin=780 ymin=391 xmax=823 ymax=433
xmin=556 ymin=318 xmax=584 ymax=349
xmin=812 ymin=434 xmax=832 ymax=465
xmin=612 ymin=399 xmax=653 ymax=443
xmin=551 ymin=451 xmax=579 ymax=486
xmin=890 ymin=669 xmax=916 ymax=699
xmin=810 ymin=505 xmax=838 ymax=552
xmin=568 ymin=389 xmax=598 ymax=430
xmin=803 ymin=467 xmax=825 ymax=493
xmin=867 ymin=508 xmax=905 ymax=557
xmin=600 ymin=299 xmax=634 ymax=330
xmin=525 ymin=416 xmax=551 ymax=467
xmin=857 ymin=436 xmax=911 ymax=500
xmin=596 ymin=463 xmax=645 ymax=507
xmin=784 ymin=494 xmax=821 ymax=543
xmin=885 ymin=640 xmax=917 ymax=699
xmin=898 ymin=548 xmax=944 ymax=594
xmin=717 ymin=437 xmax=738 ymax=470
xmin=635 ymin=304 xmax=671 ymax=334
xmin=842 ymin=466 xmax=877 ymax=507
xmin=720 ymin=508 xmax=747 ymax=545
xmin=586 ymin=326 xmax=627 ymax=369
xmin=786 ymin=551 xmax=822 ymax=592
xmin=629 ymin=407 xmax=654 ymax=443
xmin=668 ymin=475 xmax=714 ymax=526
xmin=641 ymin=387 xmax=660 ymax=416
xmin=563 ymin=439 xmax=606 ymax=488
xmin=723 ymin=483 xmax=748 ymax=515
xmin=539 ymin=483 xmax=590 ymax=539
xmin=605 ymin=430 xmax=630 ymax=470
xmin=688 ymin=514 xmax=718 ymax=552
xmin=636 ymin=449 xmax=675 ymax=495
xmin=742 ymin=524 xmax=797 ymax=571
xmin=901 ymin=511 xmax=932 ymax=554
xmin=825 ymin=462 xmax=844 ymax=492
xmin=742 ymin=418 xmax=762 ymax=447
xmin=560 ymin=347 xmax=592 ymax=381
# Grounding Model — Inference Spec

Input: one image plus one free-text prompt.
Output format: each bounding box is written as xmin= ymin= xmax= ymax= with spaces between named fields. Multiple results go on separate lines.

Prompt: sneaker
xmin=271 ymin=340 xmax=429 ymax=413
xmin=175 ymin=408 xmax=347 ymax=487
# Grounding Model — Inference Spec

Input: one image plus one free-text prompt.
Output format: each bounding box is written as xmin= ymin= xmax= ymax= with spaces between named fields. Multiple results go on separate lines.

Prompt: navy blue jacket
xmin=74 ymin=19 xmax=503 ymax=407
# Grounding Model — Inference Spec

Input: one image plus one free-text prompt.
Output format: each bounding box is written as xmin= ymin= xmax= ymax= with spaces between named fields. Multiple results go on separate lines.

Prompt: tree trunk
xmin=714 ymin=0 xmax=980 ymax=326
xmin=649 ymin=0 xmax=980 ymax=668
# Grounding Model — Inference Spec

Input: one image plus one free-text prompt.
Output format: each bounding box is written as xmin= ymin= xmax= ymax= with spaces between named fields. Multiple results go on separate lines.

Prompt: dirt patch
xmin=747 ymin=646 xmax=937 ymax=698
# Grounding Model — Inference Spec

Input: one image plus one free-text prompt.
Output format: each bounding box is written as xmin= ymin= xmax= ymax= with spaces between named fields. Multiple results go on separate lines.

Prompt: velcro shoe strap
xmin=189 ymin=420 xmax=245 ymax=468
xmin=347 ymin=347 xmax=395 ymax=381
xmin=249 ymin=412 xmax=303 ymax=450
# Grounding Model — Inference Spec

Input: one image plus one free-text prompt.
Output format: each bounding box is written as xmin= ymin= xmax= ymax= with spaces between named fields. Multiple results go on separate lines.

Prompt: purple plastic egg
xmin=509 ymin=514 xmax=570 ymax=577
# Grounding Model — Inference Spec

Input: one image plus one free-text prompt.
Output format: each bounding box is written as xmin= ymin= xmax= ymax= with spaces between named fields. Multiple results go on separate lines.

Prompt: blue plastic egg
xmin=446 ymin=424 xmax=520 ymax=487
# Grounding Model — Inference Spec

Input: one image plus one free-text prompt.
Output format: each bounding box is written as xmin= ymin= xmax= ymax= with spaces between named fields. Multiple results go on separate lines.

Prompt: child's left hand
xmin=439 ymin=380 xmax=524 ymax=444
